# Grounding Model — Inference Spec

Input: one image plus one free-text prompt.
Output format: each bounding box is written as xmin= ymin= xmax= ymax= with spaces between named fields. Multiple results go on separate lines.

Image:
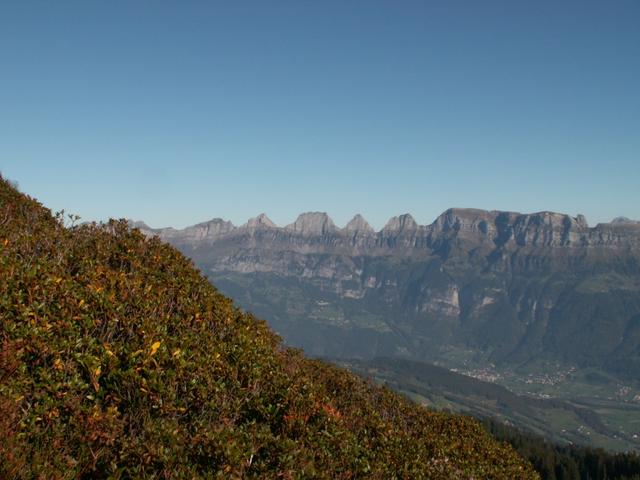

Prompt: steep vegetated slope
xmin=0 ymin=177 xmax=537 ymax=479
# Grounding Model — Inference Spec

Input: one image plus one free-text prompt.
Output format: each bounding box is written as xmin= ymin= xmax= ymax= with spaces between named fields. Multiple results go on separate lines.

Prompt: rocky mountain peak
xmin=129 ymin=220 xmax=151 ymax=230
xmin=285 ymin=212 xmax=336 ymax=235
xmin=197 ymin=217 xmax=233 ymax=226
xmin=612 ymin=216 xmax=639 ymax=225
xmin=514 ymin=211 xmax=588 ymax=231
xmin=245 ymin=213 xmax=277 ymax=229
xmin=575 ymin=214 xmax=589 ymax=228
xmin=383 ymin=214 xmax=418 ymax=232
xmin=432 ymin=208 xmax=499 ymax=232
xmin=179 ymin=218 xmax=236 ymax=242
xmin=344 ymin=214 xmax=374 ymax=234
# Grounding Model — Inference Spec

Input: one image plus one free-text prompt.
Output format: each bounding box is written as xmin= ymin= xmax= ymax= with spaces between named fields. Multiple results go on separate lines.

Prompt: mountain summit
xmin=245 ymin=213 xmax=277 ymax=229
xmin=612 ymin=216 xmax=640 ymax=225
xmin=285 ymin=212 xmax=337 ymax=235
xmin=344 ymin=214 xmax=375 ymax=234
xmin=382 ymin=213 xmax=419 ymax=232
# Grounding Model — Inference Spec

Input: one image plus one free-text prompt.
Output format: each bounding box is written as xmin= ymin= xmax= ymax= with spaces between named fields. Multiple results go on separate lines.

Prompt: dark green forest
xmin=483 ymin=418 xmax=640 ymax=480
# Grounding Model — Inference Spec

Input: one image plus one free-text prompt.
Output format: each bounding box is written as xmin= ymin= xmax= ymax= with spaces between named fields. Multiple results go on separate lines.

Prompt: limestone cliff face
xmin=139 ymin=208 xmax=640 ymax=255
xmin=135 ymin=209 xmax=640 ymax=374
xmin=612 ymin=216 xmax=640 ymax=225
xmin=244 ymin=213 xmax=277 ymax=229
xmin=285 ymin=212 xmax=337 ymax=235
xmin=135 ymin=209 xmax=640 ymax=299
xmin=344 ymin=214 xmax=374 ymax=234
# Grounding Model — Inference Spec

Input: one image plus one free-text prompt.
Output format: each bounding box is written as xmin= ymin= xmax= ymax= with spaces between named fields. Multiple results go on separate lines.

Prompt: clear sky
xmin=1 ymin=1 xmax=639 ymax=230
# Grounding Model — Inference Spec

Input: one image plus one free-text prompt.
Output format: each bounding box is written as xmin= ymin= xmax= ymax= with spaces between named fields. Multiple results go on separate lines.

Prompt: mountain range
xmin=134 ymin=209 xmax=640 ymax=377
xmin=134 ymin=208 xmax=640 ymax=452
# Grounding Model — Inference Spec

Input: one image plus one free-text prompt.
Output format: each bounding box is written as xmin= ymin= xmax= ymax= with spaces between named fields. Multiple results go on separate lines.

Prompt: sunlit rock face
xmin=134 ymin=210 xmax=640 ymax=377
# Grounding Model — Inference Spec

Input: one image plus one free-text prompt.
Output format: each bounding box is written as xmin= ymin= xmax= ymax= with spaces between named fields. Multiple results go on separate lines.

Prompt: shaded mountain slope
xmin=0 ymin=178 xmax=536 ymax=479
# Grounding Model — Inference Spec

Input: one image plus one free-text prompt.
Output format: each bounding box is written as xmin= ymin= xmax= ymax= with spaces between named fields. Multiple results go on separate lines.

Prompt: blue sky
xmin=1 ymin=1 xmax=639 ymax=229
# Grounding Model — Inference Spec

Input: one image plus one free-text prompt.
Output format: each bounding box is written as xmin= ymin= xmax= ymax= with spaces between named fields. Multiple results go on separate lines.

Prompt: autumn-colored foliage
xmin=0 ymin=176 xmax=538 ymax=479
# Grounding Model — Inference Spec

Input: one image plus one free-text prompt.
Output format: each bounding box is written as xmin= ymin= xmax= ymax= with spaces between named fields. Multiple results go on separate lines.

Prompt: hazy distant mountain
xmin=612 ymin=216 xmax=640 ymax=225
xmin=135 ymin=208 xmax=640 ymax=378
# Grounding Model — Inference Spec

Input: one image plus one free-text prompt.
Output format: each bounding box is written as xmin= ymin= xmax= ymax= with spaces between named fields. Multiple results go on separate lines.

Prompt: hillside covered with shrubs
xmin=0 ymin=177 xmax=537 ymax=479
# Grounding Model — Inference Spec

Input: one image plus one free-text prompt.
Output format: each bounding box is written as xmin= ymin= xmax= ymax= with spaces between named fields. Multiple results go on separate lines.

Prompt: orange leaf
xmin=150 ymin=341 xmax=161 ymax=356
